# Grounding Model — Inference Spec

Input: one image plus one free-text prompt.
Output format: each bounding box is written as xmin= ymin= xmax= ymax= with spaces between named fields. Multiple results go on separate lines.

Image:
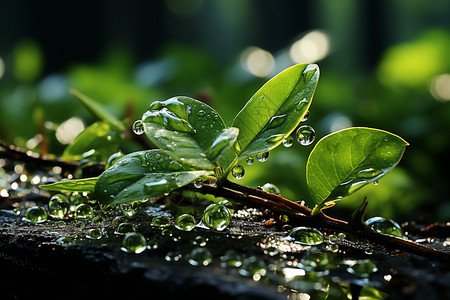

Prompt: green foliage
xmin=142 ymin=96 xmax=238 ymax=171
xmin=41 ymin=63 xmax=408 ymax=214
xmin=94 ymin=150 xmax=211 ymax=206
xmin=41 ymin=177 xmax=98 ymax=192
xmin=306 ymin=127 xmax=408 ymax=214
xmin=232 ymin=63 xmax=318 ymax=161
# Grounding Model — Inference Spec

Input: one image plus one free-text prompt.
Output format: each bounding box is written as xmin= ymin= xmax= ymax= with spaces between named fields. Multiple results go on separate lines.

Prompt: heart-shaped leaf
xmin=232 ymin=63 xmax=319 ymax=161
xmin=306 ymin=127 xmax=409 ymax=214
xmin=142 ymin=96 xmax=238 ymax=170
xmin=94 ymin=149 xmax=212 ymax=206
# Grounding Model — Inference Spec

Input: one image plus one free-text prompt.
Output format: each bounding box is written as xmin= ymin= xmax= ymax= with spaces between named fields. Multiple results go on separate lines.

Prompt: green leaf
xmin=142 ymin=96 xmax=238 ymax=170
xmin=94 ymin=149 xmax=212 ymax=206
xmin=70 ymin=89 xmax=125 ymax=131
xmin=306 ymin=127 xmax=409 ymax=215
xmin=40 ymin=177 xmax=98 ymax=192
xmin=62 ymin=121 xmax=122 ymax=162
xmin=232 ymin=63 xmax=319 ymax=160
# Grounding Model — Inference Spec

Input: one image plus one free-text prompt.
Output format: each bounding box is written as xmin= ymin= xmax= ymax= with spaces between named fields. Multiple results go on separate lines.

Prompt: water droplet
xmin=202 ymin=204 xmax=232 ymax=231
xmin=23 ymin=206 xmax=48 ymax=223
xmin=346 ymin=259 xmax=378 ymax=277
xmin=289 ymin=227 xmax=324 ymax=245
xmin=365 ymin=217 xmax=404 ymax=238
xmin=295 ymin=125 xmax=315 ymax=146
xmin=193 ymin=178 xmax=203 ymax=188
xmin=364 ymin=247 xmax=374 ymax=255
xmin=220 ymin=250 xmax=242 ymax=268
xmin=266 ymin=114 xmax=287 ymax=130
xmin=132 ymin=120 xmax=144 ymax=135
xmin=86 ymin=228 xmax=103 ymax=240
xmin=74 ymin=204 xmax=94 ymax=219
xmin=373 ymin=180 xmax=379 ymax=185
xmin=295 ymin=98 xmax=308 ymax=111
xmin=165 ymin=251 xmax=183 ymax=262
xmin=301 ymin=110 xmax=310 ymax=122
xmin=188 ymin=247 xmax=212 ymax=266
xmin=105 ymin=151 xmax=124 ymax=169
xmin=151 ymin=216 xmax=171 ymax=227
xmin=198 ymin=110 xmax=206 ymax=117
xmin=121 ymin=232 xmax=147 ymax=254
xmin=175 ymin=214 xmax=196 ymax=231
xmin=231 ymin=165 xmax=245 ymax=179
xmin=239 ymin=256 xmax=267 ymax=281
xmin=282 ymin=136 xmax=294 ymax=147
xmin=246 ymin=156 xmax=254 ymax=165
xmin=261 ymin=183 xmax=281 ymax=195
xmin=338 ymin=233 xmax=346 ymax=238
xmin=48 ymin=194 xmax=70 ymax=219
xmin=256 ymin=152 xmax=269 ymax=162
xmin=120 ymin=202 xmax=139 ymax=217
xmin=115 ymin=222 xmax=136 ymax=235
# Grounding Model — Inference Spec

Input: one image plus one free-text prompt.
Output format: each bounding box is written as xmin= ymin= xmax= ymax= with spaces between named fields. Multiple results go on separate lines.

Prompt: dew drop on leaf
xmin=301 ymin=110 xmax=310 ymax=122
xmin=295 ymin=125 xmax=316 ymax=146
xmin=105 ymin=151 xmax=124 ymax=169
xmin=282 ymin=136 xmax=293 ymax=147
xmin=256 ymin=152 xmax=269 ymax=162
xmin=365 ymin=217 xmax=404 ymax=238
xmin=121 ymin=232 xmax=147 ymax=254
xmin=231 ymin=165 xmax=245 ymax=179
xmin=194 ymin=178 xmax=203 ymax=188
xmin=289 ymin=226 xmax=324 ymax=245
xmin=246 ymin=156 xmax=254 ymax=165
xmin=132 ymin=120 xmax=144 ymax=135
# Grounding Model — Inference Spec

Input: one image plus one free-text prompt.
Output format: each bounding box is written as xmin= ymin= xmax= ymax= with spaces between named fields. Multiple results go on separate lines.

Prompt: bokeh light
xmin=430 ymin=74 xmax=450 ymax=102
xmin=55 ymin=117 xmax=85 ymax=145
xmin=241 ymin=47 xmax=275 ymax=77
xmin=289 ymin=30 xmax=330 ymax=64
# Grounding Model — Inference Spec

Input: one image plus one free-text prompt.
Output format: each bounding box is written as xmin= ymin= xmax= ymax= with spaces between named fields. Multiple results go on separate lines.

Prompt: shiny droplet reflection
xmin=24 ymin=206 xmax=48 ymax=223
xmin=295 ymin=125 xmax=316 ymax=146
xmin=201 ymin=204 xmax=231 ymax=231
xmin=121 ymin=232 xmax=147 ymax=254
xmin=188 ymin=247 xmax=212 ymax=266
xmin=231 ymin=165 xmax=245 ymax=179
xmin=365 ymin=217 xmax=404 ymax=238
xmin=256 ymin=152 xmax=269 ymax=162
xmin=175 ymin=214 xmax=196 ymax=231
xmin=289 ymin=227 xmax=324 ymax=245
xmin=132 ymin=120 xmax=145 ymax=135
xmin=48 ymin=194 xmax=69 ymax=219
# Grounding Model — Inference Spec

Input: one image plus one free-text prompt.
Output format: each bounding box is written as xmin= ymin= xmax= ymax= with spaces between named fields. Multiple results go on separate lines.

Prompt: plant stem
xmin=185 ymin=179 xmax=450 ymax=264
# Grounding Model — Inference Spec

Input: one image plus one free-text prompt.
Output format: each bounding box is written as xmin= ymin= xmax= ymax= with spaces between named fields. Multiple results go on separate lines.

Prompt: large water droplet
xmin=115 ymin=222 xmax=136 ymax=235
xmin=23 ymin=206 xmax=48 ymax=223
xmin=151 ymin=216 xmax=171 ymax=227
xmin=231 ymin=165 xmax=245 ymax=179
xmin=246 ymin=156 xmax=254 ymax=165
xmin=74 ymin=204 xmax=94 ymax=219
xmin=301 ymin=110 xmax=310 ymax=122
xmin=365 ymin=217 xmax=404 ymax=238
xmin=132 ymin=120 xmax=144 ymax=135
xmin=175 ymin=214 xmax=196 ymax=231
xmin=266 ymin=114 xmax=287 ymax=130
xmin=261 ymin=183 xmax=281 ymax=195
xmin=295 ymin=125 xmax=315 ymax=146
xmin=86 ymin=228 xmax=103 ymax=240
xmin=295 ymin=98 xmax=308 ymax=111
xmin=239 ymin=256 xmax=267 ymax=281
xmin=202 ymin=204 xmax=232 ymax=231
xmin=121 ymin=232 xmax=147 ymax=254
xmin=289 ymin=227 xmax=324 ymax=245
xmin=48 ymin=194 xmax=69 ymax=219
xmin=188 ymin=247 xmax=212 ymax=266
xmin=256 ymin=152 xmax=269 ymax=162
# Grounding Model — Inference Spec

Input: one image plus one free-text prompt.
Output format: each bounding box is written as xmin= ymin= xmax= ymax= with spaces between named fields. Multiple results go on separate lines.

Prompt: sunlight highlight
xmin=290 ymin=30 xmax=330 ymax=64
xmin=241 ymin=47 xmax=275 ymax=77
xmin=56 ymin=117 xmax=85 ymax=145
xmin=430 ymin=74 xmax=450 ymax=102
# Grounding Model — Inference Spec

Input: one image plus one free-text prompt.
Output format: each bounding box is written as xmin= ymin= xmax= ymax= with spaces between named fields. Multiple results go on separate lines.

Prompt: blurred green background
xmin=1 ymin=0 xmax=449 ymax=222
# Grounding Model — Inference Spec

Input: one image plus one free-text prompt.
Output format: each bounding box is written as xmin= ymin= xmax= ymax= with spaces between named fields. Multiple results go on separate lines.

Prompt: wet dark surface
xmin=1 ymin=206 xmax=450 ymax=300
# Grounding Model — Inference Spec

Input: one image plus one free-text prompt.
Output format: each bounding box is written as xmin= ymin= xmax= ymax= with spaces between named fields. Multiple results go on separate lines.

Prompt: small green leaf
xmin=94 ymin=150 xmax=212 ymax=206
xmin=40 ymin=177 xmax=98 ymax=192
xmin=306 ymin=127 xmax=409 ymax=215
xmin=70 ymin=89 xmax=124 ymax=131
xmin=232 ymin=63 xmax=319 ymax=160
xmin=62 ymin=121 xmax=122 ymax=162
xmin=142 ymin=96 xmax=238 ymax=170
